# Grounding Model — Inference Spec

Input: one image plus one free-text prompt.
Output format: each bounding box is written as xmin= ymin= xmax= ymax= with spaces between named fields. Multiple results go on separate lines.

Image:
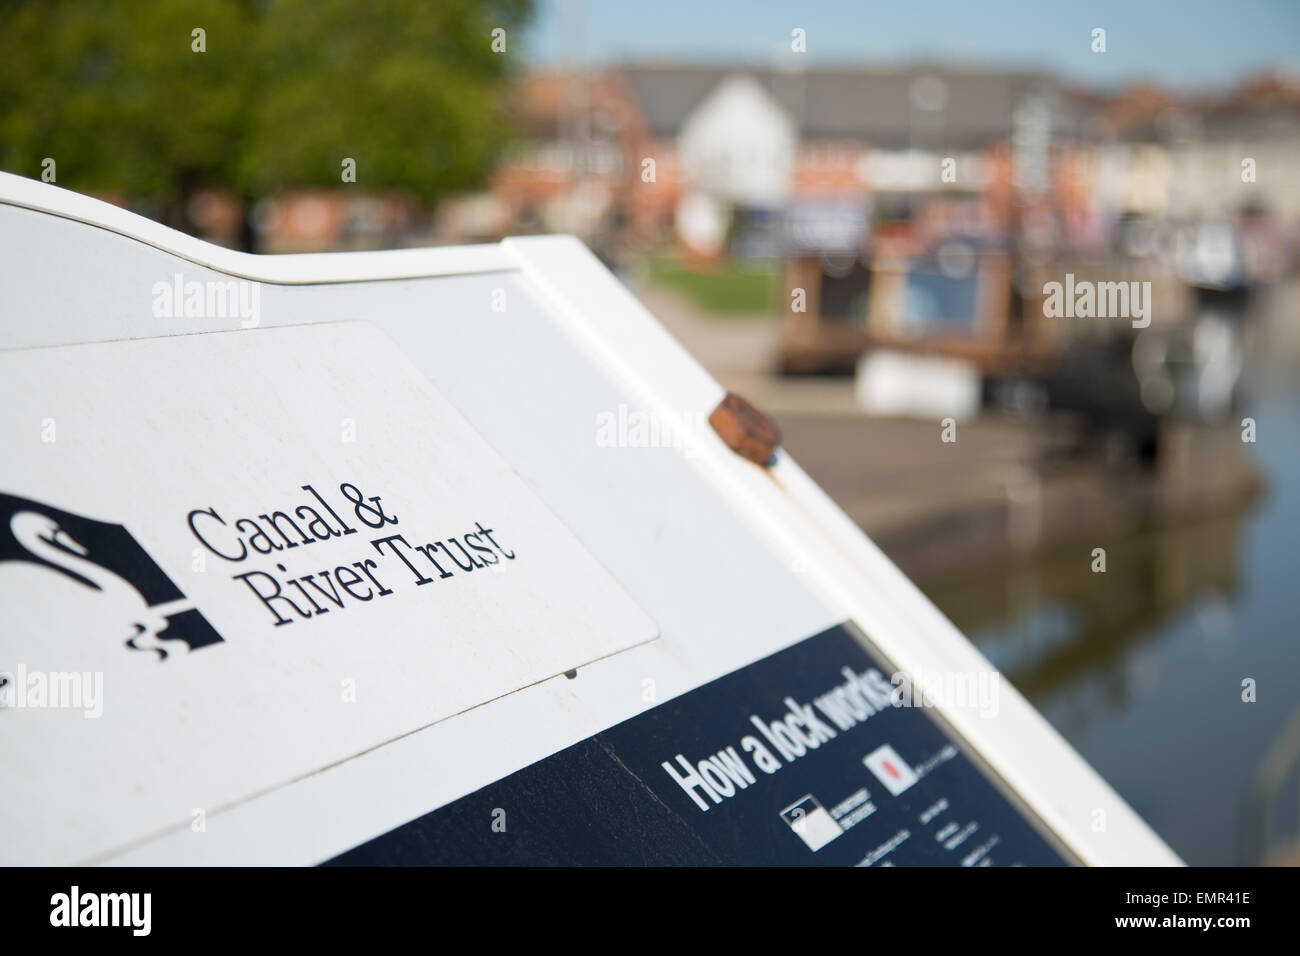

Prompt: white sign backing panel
xmin=0 ymin=321 xmax=657 ymax=865
xmin=0 ymin=173 xmax=1182 ymax=865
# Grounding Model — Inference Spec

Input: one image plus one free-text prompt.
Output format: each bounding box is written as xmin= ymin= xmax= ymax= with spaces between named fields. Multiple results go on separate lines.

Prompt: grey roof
xmin=619 ymin=65 xmax=1083 ymax=148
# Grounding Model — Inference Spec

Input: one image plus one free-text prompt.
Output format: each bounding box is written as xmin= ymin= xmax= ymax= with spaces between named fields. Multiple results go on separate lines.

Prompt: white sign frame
xmin=0 ymin=172 xmax=1180 ymax=866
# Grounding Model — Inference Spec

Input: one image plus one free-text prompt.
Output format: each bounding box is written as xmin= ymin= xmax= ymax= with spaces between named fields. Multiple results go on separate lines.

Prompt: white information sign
xmin=0 ymin=171 xmax=1180 ymax=867
xmin=0 ymin=321 xmax=657 ymax=865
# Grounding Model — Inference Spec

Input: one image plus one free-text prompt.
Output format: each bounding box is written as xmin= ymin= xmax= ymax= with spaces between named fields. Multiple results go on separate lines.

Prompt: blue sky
xmin=520 ymin=0 xmax=1300 ymax=91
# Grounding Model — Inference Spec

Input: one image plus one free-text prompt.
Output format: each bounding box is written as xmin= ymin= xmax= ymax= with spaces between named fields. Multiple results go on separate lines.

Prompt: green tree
xmin=0 ymin=0 xmax=531 ymax=249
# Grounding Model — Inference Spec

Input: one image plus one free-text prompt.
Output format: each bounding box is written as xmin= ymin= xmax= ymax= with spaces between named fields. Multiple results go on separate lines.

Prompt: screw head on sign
xmin=708 ymin=392 xmax=781 ymax=466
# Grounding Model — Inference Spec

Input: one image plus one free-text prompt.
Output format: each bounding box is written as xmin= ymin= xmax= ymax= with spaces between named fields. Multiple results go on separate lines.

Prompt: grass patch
xmin=647 ymin=256 xmax=777 ymax=316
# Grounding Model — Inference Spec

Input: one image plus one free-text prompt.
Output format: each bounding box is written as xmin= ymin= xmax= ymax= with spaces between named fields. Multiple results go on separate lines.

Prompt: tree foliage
xmin=0 ymin=0 xmax=531 ymax=244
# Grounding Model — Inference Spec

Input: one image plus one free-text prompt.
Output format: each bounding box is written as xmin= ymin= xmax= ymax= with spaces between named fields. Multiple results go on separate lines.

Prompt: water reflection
xmin=916 ymin=379 xmax=1300 ymax=865
xmin=931 ymin=516 xmax=1245 ymax=708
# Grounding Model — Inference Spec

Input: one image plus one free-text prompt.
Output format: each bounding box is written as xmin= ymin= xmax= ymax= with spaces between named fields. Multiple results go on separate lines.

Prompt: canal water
xmin=917 ymin=373 xmax=1300 ymax=865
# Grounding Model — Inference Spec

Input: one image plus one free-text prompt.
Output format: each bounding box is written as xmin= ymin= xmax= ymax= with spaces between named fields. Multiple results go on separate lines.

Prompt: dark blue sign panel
xmin=328 ymin=624 xmax=1073 ymax=865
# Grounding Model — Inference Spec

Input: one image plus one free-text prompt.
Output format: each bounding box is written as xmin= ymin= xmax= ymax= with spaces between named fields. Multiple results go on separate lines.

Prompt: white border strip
xmin=0 ymin=172 xmax=513 ymax=284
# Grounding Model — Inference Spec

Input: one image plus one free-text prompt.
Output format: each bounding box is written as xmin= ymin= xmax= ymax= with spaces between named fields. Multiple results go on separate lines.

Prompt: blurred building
xmin=215 ymin=63 xmax=1299 ymax=296
xmin=470 ymin=64 xmax=1297 ymax=259
xmin=475 ymin=65 xmax=1089 ymax=259
xmin=620 ymin=65 xmax=1089 ymax=258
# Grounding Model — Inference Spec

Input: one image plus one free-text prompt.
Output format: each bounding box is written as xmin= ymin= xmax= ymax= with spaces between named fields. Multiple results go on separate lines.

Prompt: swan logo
xmin=1 ymin=492 xmax=224 ymax=660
